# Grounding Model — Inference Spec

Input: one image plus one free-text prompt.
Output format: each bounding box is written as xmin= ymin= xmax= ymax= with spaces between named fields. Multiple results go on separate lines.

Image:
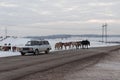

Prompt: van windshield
xmin=25 ymin=41 xmax=31 ymax=46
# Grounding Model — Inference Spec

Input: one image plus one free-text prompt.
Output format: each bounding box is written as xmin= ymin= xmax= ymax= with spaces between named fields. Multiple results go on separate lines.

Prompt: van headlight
xmin=18 ymin=48 xmax=22 ymax=51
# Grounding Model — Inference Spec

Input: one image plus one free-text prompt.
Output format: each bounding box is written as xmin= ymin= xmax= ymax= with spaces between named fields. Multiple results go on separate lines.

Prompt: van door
xmin=38 ymin=41 xmax=45 ymax=51
xmin=43 ymin=41 xmax=49 ymax=50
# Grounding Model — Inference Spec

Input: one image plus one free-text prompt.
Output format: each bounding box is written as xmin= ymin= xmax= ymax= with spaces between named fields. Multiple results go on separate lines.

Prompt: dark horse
xmin=81 ymin=40 xmax=90 ymax=49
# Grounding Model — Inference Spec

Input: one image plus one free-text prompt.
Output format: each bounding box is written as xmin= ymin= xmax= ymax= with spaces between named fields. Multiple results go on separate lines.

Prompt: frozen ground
xmin=65 ymin=49 xmax=120 ymax=80
xmin=0 ymin=37 xmax=119 ymax=57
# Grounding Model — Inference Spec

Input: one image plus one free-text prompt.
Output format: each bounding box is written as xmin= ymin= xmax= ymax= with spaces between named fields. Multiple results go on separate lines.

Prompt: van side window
xmin=43 ymin=41 xmax=49 ymax=45
xmin=31 ymin=41 xmax=39 ymax=45
xmin=25 ymin=40 xmax=49 ymax=46
xmin=39 ymin=41 xmax=42 ymax=45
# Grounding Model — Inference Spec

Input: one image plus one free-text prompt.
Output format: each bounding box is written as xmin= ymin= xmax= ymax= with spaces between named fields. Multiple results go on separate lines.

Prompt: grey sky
xmin=0 ymin=0 xmax=120 ymax=36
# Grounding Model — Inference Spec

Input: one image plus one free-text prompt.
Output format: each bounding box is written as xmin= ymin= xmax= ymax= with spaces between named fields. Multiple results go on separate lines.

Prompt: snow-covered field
xmin=0 ymin=37 xmax=119 ymax=57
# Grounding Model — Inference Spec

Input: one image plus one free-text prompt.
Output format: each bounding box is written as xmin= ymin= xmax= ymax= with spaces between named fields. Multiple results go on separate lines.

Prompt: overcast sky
xmin=0 ymin=0 xmax=120 ymax=36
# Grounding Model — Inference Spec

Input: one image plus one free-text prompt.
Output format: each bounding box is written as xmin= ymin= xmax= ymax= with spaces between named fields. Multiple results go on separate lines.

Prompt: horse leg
xmin=77 ymin=45 xmax=79 ymax=49
xmin=86 ymin=45 xmax=88 ymax=49
xmin=82 ymin=45 xmax=85 ymax=49
xmin=65 ymin=46 xmax=67 ymax=50
xmin=79 ymin=45 xmax=81 ymax=49
xmin=72 ymin=45 xmax=74 ymax=48
xmin=65 ymin=46 xmax=66 ymax=50
xmin=60 ymin=46 xmax=63 ymax=50
xmin=85 ymin=45 xmax=86 ymax=49
xmin=69 ymin=45 xmax=71 ymax=49
xmin=81 ymin=45 xmax=83 ymax=49
xmin=75 ymin=45 xmax=77 ymax=49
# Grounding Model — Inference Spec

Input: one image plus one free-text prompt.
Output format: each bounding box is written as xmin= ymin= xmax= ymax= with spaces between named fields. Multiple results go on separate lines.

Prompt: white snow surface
xmin=0 ymin=37 xmax=119 ymax=57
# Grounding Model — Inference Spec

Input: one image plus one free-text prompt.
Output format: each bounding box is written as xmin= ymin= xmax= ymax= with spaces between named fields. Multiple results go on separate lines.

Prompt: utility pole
xmin=102 ymin=25 xmax=105 ymax=42
xmin=104 ymin=23 xmax=107 ymax=43
xmin=5 ymin=27 xmax=7 ymax=38
xmin=102 ymin=23 xmax=108 ymax=43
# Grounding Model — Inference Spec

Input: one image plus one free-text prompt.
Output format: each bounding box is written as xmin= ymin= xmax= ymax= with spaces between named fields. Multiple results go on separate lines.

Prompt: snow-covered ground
xmin=0 ymin=37 xmax=119 ymax=57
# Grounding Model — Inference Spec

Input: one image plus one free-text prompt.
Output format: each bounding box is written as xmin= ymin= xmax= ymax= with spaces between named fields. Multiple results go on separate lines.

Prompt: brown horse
xmin=71 ymin=41 xmax=82 ymax=49
xmin=63 ymin=42 xmax=72 ymax=49
xmin=1 ymin=46 xmax=11 ymax=51
xmin=55 ymin=42 xmax=63 ymax=50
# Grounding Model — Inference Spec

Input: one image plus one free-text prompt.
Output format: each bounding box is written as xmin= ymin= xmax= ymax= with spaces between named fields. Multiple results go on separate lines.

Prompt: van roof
xmin=29 ymin=39 xmax=48 ymax=42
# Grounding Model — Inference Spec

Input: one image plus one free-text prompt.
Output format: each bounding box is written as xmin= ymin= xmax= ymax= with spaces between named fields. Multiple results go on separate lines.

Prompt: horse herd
xmin=55 ymin=40 xmax=90 ymax=50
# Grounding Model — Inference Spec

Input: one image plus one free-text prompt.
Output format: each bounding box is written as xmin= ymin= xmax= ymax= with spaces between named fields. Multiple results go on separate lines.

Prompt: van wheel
xmin=34 ymin=49 xmax=39 ymax=55
xmin=45 ymin=49 xmax=49 ymax=54
xmin=21 ymin=52 xmax=25 ymax=56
